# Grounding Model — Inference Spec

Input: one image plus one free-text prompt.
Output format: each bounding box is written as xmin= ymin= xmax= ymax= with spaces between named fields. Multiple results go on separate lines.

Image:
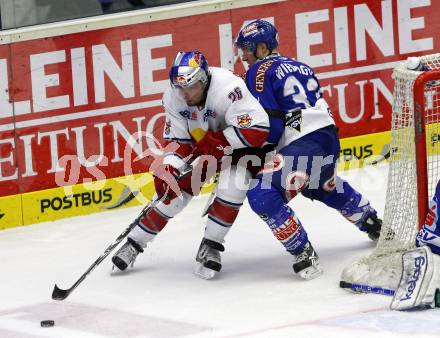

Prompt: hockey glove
xmin=153 ymin=164 xmax=193 ymax=199
xmin=193 ymin=130 xmax=231 ymax=161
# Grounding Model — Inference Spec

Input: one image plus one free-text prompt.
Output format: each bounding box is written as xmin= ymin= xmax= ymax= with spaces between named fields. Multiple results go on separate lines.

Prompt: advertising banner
xmin=0 ymin=0 xmax=438 ymax=227
xmin=229 ymin=0 xmax=439 ymax=136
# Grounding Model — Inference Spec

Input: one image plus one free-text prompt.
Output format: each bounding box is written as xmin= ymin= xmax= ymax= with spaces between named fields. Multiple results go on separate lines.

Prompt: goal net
xmin=340 ymin=53 xmax=440 ymax=294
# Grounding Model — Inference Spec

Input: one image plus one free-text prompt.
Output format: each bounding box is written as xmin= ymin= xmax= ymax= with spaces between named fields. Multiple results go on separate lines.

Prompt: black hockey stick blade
xmin=51 ymin=199 xmax=160 ymax=301
xmin=104 ymin=188 xmax=138 ymax=210
xmin=49 ymin=163 xmax=195 ymax=301
xmin=201 ymin=173 xmax=219 ymax=217
xmin=52 ymin=284 xmax=70 ymax=300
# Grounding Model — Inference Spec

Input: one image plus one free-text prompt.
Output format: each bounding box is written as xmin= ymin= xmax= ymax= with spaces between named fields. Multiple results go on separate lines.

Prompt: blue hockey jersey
xmin=417 ymin=181 xmax=440 ymax=255
xmin=244 ymin=54 xmax=335 ymax=148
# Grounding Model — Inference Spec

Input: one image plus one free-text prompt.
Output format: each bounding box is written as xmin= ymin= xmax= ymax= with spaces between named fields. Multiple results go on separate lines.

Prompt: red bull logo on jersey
xmin=237 ymin=113 xmax=252 ymax=128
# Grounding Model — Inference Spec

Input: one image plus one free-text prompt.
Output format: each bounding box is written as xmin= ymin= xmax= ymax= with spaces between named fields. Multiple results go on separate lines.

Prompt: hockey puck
xmin=40 ymin=320 xmax=55 ymax=327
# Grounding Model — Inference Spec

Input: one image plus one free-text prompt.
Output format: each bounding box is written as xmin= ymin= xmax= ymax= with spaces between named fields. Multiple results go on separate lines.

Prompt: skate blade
xmin=193 ymin=262 xmax=217 ymax=280
xmin=298 ymin=264 xmax=323 ymax=280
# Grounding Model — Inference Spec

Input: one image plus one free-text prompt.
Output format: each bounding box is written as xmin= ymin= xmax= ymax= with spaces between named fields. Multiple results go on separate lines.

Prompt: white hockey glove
xmin=390 ymin=246 xmax=440 ymax=310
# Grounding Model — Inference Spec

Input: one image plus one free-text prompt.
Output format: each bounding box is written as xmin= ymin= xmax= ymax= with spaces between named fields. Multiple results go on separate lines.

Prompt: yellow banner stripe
xmin=0 ymin=130 xmax=394 ymax=230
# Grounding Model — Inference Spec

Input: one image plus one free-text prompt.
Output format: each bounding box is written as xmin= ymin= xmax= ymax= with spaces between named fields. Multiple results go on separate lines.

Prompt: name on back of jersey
xmin=256 ymin=59 xmax=276 ymax=92
xmin=275 ymin=62 xmax=314 ymax=80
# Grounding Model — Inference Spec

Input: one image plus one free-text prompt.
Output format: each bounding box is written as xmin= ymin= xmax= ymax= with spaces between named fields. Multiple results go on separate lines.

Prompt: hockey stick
xmin=201 ymin=173 xmax=219 ymax=217
xmin=52 ymin=162 xmax=195 ymax=301
xmin=52 ymin=193 xmax=166 ymax=300
xmin=339 ymin=281 xmax=395 ymax=296
xmin=201 ymin=190 xmax=216 ymax=217
xmin=104 ymin=188 xmax=139 ymax=210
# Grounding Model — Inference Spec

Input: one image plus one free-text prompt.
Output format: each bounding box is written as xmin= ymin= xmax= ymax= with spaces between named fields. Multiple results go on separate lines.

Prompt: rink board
xmin=4 ymin=127 xmax=440 ymax=229
xmin=0 ymin=131 xmax=390 ymax=229
xmin=0 ymin=173 xmax=154 ymax=229
xmin=1 ymin=0 xmax=439 ymax=229
xmin=0 ymin=171 xmax=215 ymax=229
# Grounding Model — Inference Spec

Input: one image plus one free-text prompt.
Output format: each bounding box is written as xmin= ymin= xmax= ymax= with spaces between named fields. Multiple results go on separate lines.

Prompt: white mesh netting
xmin=340 ymin=53 xmax=440 ymax=291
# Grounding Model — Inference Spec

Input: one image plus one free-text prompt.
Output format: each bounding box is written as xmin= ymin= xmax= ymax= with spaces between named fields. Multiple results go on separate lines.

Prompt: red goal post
xmin=415 ymin=68 xmax=440 ymax=228
xmin=340 ymin=53 xmax=440 ymax=295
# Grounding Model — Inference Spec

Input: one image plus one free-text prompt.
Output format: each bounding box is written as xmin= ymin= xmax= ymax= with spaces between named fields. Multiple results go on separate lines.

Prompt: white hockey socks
xmin=391 ymin=246 xmax=440 ymax=310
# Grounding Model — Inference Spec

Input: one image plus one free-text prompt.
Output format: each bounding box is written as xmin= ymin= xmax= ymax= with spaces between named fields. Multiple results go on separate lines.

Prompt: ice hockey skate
xmin=193 ymin=238 xmax=224 ymax=280
xmin=292 ymin=241 xmax=323 ymax=280
xmin=112 ymin=238 xmax=144 ymax=271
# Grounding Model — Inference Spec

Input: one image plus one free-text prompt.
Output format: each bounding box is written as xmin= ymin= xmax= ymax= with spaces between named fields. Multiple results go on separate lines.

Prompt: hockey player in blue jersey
xmin=235 ymin=19 xmax=383 ymax=280
xmin=416 ymin=181 xmax=440 ymax=254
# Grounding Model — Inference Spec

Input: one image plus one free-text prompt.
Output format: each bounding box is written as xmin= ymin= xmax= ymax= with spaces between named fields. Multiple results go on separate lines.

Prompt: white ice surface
xmin=1 ymin=163 xmax=439 ymax=338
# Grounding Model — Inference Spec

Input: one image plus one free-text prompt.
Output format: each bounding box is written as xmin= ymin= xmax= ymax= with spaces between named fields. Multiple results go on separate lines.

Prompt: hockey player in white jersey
xmin=235 ymin=20 xmax=383 ymax=280
xmin=112 ymin=51 xmax=271 ymax=279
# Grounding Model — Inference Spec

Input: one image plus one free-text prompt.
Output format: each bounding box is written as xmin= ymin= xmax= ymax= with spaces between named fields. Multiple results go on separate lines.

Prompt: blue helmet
xmin=169 ymin=51 xmax=209 ymax=88
xmin=235 ymin=19 xmax=279 ymax=52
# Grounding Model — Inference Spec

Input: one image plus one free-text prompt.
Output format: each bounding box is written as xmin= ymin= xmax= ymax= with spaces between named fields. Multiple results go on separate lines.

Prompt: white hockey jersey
xmin=162 ymin=67 xmax=270 ymax=168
